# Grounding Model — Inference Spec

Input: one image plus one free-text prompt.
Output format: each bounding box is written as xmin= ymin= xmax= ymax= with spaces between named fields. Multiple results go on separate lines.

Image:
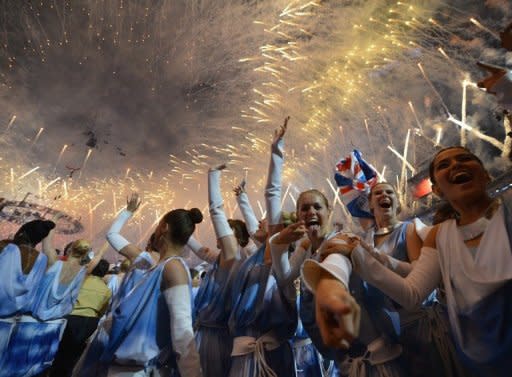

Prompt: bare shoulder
xmin=423 ymin=225 xmax=440 ymax=249
xmin=162 ymin=258 xmax=189 ymax=288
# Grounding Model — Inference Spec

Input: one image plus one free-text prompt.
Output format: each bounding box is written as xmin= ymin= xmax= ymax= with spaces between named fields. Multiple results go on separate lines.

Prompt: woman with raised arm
xmin=227 ymin=117 xmax=298 ymax=377
xmin=309 ymin=146 xmax=512 ymax=377
xmin=75 ymin=193 xmax=203 ymax=377
xmin=271 ymin=188 xmax=409 ymax=377
xmin=234 ymin=179 xmax=268 ymax=249
xmin=193 ymin=163 xmax=243 ymax=377
xmin=354 ymin=182 xmax=463 ymax=377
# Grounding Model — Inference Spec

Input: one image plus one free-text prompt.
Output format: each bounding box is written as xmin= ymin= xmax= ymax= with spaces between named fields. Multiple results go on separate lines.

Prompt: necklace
xmin=374 ymin=222 xmax=402 ymax=236
xmin=456 ymin=198 xmax=499 ymax=241
xmin=457 ymin=217 xmax=489 ymax=241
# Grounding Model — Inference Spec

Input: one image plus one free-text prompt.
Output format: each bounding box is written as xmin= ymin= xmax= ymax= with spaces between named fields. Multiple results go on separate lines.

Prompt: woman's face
xmin=370 ymin=183 xmax=399 ymax=220
xmin=431 ymin=148 xmax=489 ymax=203
xmin=152 ymin=219 xmax=169 ymax=251
xmin=297 ymin=192 xmax=331 ymax=239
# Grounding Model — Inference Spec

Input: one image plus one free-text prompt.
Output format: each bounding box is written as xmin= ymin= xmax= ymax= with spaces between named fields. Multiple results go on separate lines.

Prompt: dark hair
xmin=296 ymin=189 xmax=330 ymax=212
xmin=428 ymin=146 xmax=484 ymax=184
xmin=228 ymin=219 xmax=250 ymax=247
xmin=432 ymin=201 xmax=458 ymax=225
xmin=91 ymin=259 xmax=110 ymax=277
xmin=13 ymin=220 xmax=55 ymax=247
xmin=161 ymin=208 xmax=203 ymax=246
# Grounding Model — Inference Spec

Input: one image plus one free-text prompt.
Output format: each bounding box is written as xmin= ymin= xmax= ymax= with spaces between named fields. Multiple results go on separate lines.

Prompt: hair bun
xmin=188 ymin=208 xmax=203 ymax=224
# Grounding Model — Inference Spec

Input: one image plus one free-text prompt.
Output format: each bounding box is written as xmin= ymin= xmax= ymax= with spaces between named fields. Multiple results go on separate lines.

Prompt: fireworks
xmin=0 ymin=0 xmax=511 ymax=253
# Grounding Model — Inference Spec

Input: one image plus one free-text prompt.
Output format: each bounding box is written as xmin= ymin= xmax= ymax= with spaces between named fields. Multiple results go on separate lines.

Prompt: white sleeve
xmin=163 ymin=285 xmax=203 ymax=377
xmin=269 ymin=233 xmax=308 ymax=283
xmin=367 ymin=249 xmax=413 ymax=277
xmin=413 ymin=218 xmax=432 ymax=242
xmin=106 ymin=209 xmax=133 ymax=252
xmin=265 ymin=138 xmax=284 ymax=226
xmin=208 ymin=169 xmax=234 ymax=239
xmin=236 ymin=192 xmax=260 ymax=237
xmin=187 ymin=236 xmax=219 ymax=264
xmin=351 ymin=245 xmax=442 ymax=309
xmin=301 ymin=253 xmax=352 ymax=292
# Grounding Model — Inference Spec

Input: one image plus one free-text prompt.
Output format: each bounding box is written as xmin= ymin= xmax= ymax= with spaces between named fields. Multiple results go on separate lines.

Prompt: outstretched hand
xmin=318 ymin=233 xmax=361 ymax=262
xmin=315 ymin=276 xmax=360 ymax=349
xmin=126 ymin=193 xmax=142 ymax=213
xmin=272 ymin=116 xmax=289 ymax=146
xmin=233 ymin=179 xmax=246 ymax=196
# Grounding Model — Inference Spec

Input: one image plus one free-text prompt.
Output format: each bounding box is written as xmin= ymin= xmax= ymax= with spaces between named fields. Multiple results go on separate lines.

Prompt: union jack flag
xmin=334 ymin=149 xmax=378 ymax=218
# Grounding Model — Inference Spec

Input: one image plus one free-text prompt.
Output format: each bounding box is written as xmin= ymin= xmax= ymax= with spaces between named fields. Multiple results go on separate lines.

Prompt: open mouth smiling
xmin=378 ymin=198 xmax=392 ymax=209
xmin=450 ymin=171 xmax=473 ymax=184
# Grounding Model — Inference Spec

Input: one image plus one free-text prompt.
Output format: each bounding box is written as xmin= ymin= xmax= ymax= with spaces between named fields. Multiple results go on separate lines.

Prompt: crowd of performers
xmin=1 ymin=24 xmax=512 ymax=377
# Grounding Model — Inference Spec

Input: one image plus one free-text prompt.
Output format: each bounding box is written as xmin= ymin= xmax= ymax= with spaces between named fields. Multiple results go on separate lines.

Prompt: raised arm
xmin=234 ymin=180 xmax=261 ymax=245
xmin=265 ymin=116 xmax=288 ymax=237
xmin=41 ymin=226 xmax=58 ymax=266
xmin=208 ymin=165 xmax=238 ymax=267
xmin=106 ymin=193 xmax=142 ymax=262
xmin=187 ymin=235 xmax=219 ymax=265
xmin=86 ymin=242 xmax=110 ymax=274
xmin=163 ymin=259 xmax=203 ymax=377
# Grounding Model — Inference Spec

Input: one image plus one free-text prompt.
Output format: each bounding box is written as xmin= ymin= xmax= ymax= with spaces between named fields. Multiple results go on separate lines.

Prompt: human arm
xmin=405 ymin=221 xmax=422 ymax=262
xmin=106 ymin=193 xmax=142 ymax=262
xmin=269 ymin=221 xmax=308 ymax=282
xmin=187 ymin=235 xmax=219 ymax=265
xmin=208 ymin=165 xmax=238 ymax=266
xmin=163 ymin=260 xmax=203 ymax=377
xmin=314 ymin=272 xmax=360 ymax=349
xmin=350 ymin=227 xmax=442 ymax=309
xmin=86 ymin=242 xmax=110 ymax=274
xmin=265 ymin=117 xmax=288 ymax=236
xmin=41 ymin=226 xmax=58 ymax=266
xmin=234 ymin=181 xmax=260 ymax=244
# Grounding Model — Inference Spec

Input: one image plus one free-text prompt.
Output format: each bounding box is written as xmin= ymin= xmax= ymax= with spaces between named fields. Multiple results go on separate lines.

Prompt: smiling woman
xmin=309 ymin=146 xmax=512 ymax=377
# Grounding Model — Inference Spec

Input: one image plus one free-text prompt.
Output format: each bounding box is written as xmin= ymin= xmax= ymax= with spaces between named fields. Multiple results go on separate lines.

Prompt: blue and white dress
xmin=228 ymin=244 xmax=297 ymax=377
xmin=293 ymin=294 xmax=338 ymax=377
xmin=74 ymin=252 xmax=192 ymax=377
xmin=194 ymin=259 xmax=242 ymax=377
xmin=363 ymin=223 xmax=463 ymax=377
xmin=0 ymin=245 xmax=85 ymax=377
xmin=434 ymin=196 xmax=512 ymax=377
xmin=292 ymin=232 xmax=406 ymax=377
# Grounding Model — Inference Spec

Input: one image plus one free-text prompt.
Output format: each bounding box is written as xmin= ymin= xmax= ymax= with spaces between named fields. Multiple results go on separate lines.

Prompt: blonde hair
xmin=69 ymin=239 xmax=91 ymax=258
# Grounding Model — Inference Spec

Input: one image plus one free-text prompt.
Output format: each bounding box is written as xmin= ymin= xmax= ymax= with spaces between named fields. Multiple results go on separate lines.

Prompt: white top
xmin=439 ymin=206 xmax=512 ymax=312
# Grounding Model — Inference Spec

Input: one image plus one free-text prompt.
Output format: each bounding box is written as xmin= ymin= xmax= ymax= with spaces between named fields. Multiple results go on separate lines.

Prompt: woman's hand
xmin=318 ymin=234 xmax=361 ymax=261
xmin=126 ymin=193 xmax=142 ymax=213
xmin=233 ymin=179 xmax=246 ymax=196
xmin=272 ymin=221 xmax=306 ymax=245
xmin=272 ymin=116 xmax=289 ymax=147
xmin=315 ymin=275 xmax=360 ymax=349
